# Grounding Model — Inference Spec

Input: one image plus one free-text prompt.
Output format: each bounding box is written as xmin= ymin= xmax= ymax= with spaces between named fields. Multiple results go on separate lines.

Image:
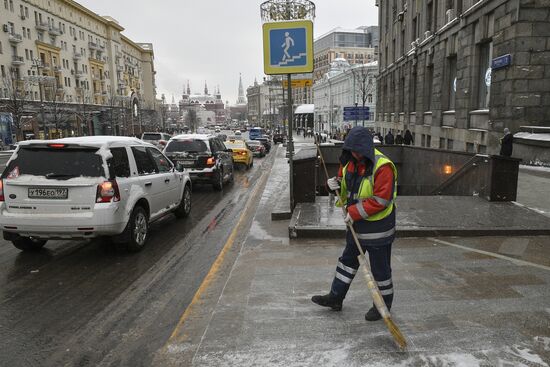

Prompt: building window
xmin=439 ymin=137 xmax=445 ymax=149
xmin=0 ymin=41 xmax=2 ymax=54
xmin=466 ymin=142 xmax=474 ymax=153
xmin=421 ymin=134 xmax=426 ymax=147
xmin=410 ymin=66 xmax=417 ymax=113
xmin=426 ymin=1 xmax=433 ymax=33
xmin=424 ymin=65 xmax=434 ymax=112
xmin=447 ymin=139 xmax=453 ymax=150
xmin=477 ymin=41 xmax=493 ymax=109
xmin=447 ymin=56 xmax=457 ymax=110
xmin=426 ymin=135 xmax=431 ymax=148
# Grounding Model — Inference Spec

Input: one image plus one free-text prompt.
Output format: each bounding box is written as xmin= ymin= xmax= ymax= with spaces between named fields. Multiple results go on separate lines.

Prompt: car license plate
xmin=28 ymin=187 xmax=68 ymax=199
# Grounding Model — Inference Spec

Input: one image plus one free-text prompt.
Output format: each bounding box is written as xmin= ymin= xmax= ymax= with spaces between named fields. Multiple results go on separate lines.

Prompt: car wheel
xmin=12 ymin=237 xmax=47 ymax=252
xmin=213 ymin=169 xmax=223 ymax=191
xmin=175 ymin=184 xmax=192 ymax=218
xmin=228 ymin=166 xmax=235 ymax=184
xmin=125 ymin=206 xmax=149 ymax=252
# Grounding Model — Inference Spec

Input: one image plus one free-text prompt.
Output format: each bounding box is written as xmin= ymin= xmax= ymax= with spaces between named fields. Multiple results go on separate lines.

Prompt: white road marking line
xmin=428 ymin=238 xmax=550 ymax=272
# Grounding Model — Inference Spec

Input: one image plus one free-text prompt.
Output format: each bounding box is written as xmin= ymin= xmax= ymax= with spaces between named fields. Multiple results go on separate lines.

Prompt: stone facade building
xmin=246 ymin=77 xmax=284 ymax=129
xmin=313 ymin=59 xmax=377 ymax=134
xmin=376 ymin=0 xmax=550 ymax=155
xmin=0 ymin=0 xmax=158 ymax=137
xmin=313 ymin=26 xmax=379 ymax=82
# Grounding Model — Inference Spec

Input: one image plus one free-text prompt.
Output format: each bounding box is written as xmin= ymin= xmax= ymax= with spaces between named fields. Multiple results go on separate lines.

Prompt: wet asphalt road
xmin=0 ymin=147 xmax=275 ymax=366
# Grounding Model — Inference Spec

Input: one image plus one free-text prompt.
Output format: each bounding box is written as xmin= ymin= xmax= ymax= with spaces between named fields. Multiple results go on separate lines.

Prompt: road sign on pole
xmin=343 ymin=106 xmax=370 ymax=122
xmin=263 ymin=20 xmax=314 ymax=75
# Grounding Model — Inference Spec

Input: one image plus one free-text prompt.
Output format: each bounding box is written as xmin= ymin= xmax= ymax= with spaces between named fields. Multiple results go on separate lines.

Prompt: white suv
xmin=0 ymin=136 xmax=192 ymax=252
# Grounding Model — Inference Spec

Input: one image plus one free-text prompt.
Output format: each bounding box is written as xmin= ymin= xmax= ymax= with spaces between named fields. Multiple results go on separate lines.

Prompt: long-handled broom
xmin=316 ymin=141 xmax=407 ymax=351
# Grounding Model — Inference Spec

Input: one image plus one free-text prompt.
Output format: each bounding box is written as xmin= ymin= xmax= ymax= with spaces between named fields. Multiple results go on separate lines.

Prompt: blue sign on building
xmin=491 ymin=54 xmax=512 ymax=70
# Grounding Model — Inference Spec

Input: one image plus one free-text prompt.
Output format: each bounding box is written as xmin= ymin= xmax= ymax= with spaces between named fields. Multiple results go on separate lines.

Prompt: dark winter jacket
xmin=500 ymin=133 xmax=513 ymax=157
xmin=403 ymin=130 xmax=413 ymax=145
xmin=395 ymin=134 xmax=404 ymax=145
xmin=384 ymin=132 xmax=394 ymax=145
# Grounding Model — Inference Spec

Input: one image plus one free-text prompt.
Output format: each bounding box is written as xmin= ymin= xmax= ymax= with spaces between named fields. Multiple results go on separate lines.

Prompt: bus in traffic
xmin=249 ymin=127 xmax=264 ymax=140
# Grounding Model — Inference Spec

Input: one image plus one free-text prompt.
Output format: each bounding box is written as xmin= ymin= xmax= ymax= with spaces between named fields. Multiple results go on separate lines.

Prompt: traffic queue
xmin=0 ymin=128 xmax=273 ymax=253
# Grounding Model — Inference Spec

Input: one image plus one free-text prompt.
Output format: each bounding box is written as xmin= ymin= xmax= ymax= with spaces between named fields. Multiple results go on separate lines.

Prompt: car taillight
xmin=96 ymin=180 xmax=120 ymax=203
xmin=0 ymin=180 xmax=4 ymax=202
xmin=206 ymin=157 xmax=215 ymax=166
xmin=240 ymin=152 xmax=247 ymax=156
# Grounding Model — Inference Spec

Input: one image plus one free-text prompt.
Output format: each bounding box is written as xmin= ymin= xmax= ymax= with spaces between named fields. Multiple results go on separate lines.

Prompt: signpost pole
xmin=287 ymin=73 xmax=294 ymax=210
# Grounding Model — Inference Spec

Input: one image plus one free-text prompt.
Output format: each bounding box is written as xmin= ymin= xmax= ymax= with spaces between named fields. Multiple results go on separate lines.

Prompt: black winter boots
xmin=311 ymin=293 xmax=343 ymax=311
xmin=364 ymin=306 xmax=382 ymax=321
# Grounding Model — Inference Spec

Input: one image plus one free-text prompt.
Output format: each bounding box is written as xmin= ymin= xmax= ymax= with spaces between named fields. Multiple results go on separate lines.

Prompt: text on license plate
xmin=28 ymin=187 xmax=68 ymax=199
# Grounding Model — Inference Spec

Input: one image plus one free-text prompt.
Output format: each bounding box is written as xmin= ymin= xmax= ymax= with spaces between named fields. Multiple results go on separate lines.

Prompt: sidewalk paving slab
xmin=160 ymin=146 xmax=550 ymax=366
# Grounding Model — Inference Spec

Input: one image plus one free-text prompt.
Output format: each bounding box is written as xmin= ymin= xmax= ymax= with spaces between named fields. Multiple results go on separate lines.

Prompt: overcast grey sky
xmin=79 ymin=0 xmax=378 ymax=105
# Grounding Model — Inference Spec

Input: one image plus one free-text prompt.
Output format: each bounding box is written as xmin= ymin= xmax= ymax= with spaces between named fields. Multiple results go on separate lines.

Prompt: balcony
xmin=48 ymin=26 xmax=62 ymax=36
xmin=8 ymin=33 xmax=23 ymax=44
xmin=73 ymin=53 xmax=82 ymax=61
xmin=41 ymin=62 xmax=51 ymax=71
xmin=53 ymin=65 xmax=62 ymax=73
xmin=11 ymin=55 xmax=25 ymax=66
xmin=88 ymin=42 xmax=100 ymax=51
xmin=35 ymin=21 xmax=49 ymax=31
xmin=92 ymin=73 xmax=102 ymax=81
xmin=75 ymin=71 xmax=85 ymax=79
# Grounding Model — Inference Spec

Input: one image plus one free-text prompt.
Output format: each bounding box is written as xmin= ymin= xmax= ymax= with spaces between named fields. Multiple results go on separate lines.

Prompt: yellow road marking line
xmin=429 ymin=238 xmax=550 ymax=272
xmin=167 ymin=168 xmax=267 ymax=342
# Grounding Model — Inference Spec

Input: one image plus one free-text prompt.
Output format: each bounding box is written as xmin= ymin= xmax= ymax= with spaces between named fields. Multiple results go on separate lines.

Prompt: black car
xmin=256 ymin=137 xmax=272 ymax=153
xmin=163 ymin=134 xmax=234 ymax=191
xmin=273 ymin=133 xmax=286 ymax=144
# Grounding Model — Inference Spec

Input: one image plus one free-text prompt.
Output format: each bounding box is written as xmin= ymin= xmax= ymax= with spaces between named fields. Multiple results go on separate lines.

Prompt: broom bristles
xmin=383 ymin=316 xmax=407 ymax=351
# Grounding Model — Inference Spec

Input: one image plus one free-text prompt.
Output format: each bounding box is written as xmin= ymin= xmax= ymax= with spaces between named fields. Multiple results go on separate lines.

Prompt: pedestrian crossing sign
xmin=263 ymin=20 xmax=313 ymax=75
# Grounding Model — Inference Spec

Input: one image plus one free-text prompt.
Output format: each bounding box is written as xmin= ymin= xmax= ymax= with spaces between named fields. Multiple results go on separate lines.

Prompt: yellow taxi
xmin=225 ymin=139 xmax=253 ymax=169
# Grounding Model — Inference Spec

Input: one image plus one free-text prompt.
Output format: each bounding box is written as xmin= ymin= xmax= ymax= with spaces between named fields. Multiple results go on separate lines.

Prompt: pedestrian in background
xmin=500 ymin=128 xmax=513 ymax=157
xmin=384 ymin=130 xmax=394 ymax=145
xmin=312 ymin=126 xmax=398 ymax=322
xmin=395 ymin=132 xmax=404 ymax=145
xmin=404 ymin=130 xmax=413 ymax=145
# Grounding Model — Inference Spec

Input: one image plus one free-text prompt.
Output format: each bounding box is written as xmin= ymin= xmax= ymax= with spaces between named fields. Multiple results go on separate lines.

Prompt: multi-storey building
xmin=313 ymin=59 xmax=377 ymax=134
xmin=313 ymin=26 xmax=379 ymax=82
xmin=376 ymin=0 xmax=550 ymax=156
xmin=179 ymin=82 xmax=226 ymax=127
xmin=0 ymin=0 xmax=157 ymax=137
xmin=246 ymin=76 xmax=284 ymax=129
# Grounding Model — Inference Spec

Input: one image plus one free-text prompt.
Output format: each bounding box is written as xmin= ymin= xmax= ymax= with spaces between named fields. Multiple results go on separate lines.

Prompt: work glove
xmin=327 ymin=176 xmax=341 ymax=191
xmin=344 ymin=212 xmax=354 ymax=226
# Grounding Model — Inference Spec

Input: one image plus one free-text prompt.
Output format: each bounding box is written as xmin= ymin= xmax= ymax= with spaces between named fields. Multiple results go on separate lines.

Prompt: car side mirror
xmin=176 ymin=161 xmax=185 ymax=172
xmin=226 ymin=148 xmax=233 ymax=153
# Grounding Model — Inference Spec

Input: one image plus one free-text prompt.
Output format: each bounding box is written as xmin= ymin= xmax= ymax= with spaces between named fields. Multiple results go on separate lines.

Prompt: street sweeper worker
xmin=312 ymin=126 xmax=397 ymax=321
